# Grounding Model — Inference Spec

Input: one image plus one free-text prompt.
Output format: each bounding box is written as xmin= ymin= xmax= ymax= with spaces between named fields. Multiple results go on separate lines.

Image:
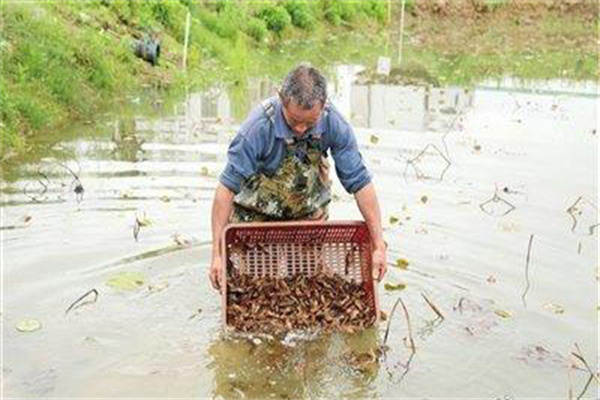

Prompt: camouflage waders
xmin=231 ymin=103 xmax=332 ymax=223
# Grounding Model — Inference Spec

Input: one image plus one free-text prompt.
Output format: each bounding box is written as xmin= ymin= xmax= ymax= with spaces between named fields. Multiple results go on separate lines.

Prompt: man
xmin=209 ymin=64 xmax=387 ymax=290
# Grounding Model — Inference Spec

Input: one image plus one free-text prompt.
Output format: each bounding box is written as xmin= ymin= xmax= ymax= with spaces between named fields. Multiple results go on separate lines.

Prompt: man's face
xmin=281 ymin=100 xmax=323 ymax=137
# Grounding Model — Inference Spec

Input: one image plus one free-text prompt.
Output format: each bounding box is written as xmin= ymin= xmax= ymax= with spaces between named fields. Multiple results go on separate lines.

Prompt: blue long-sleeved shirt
xmin=219 ymin=97 xmax=371 ymax=195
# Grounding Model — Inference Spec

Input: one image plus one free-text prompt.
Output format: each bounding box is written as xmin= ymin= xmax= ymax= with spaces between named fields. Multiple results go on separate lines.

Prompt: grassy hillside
xmin=0 ymin=0 xmax=597 ymax=160
xmin=0 ymin=0 xmax=387 ymax=158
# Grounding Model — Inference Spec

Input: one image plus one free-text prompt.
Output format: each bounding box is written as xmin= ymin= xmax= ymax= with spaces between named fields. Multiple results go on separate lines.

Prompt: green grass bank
xmin=0 ymin=0 xmax=389 ymax=159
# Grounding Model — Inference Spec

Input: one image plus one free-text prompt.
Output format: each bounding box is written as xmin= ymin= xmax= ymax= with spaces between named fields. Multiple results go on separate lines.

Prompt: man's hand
xmin=353 ymin=183 xmax=387 ymax=283
xmin=210 ymin=183 xmax=235 ymax=292
xmin=372 ymin=244 xmax=387 ymax=281
xmin=209 ymin=255 xmax=223 ymax=291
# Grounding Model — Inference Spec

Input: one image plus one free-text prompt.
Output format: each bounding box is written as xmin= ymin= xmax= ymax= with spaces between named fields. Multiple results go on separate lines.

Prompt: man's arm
xmin=354 ymin=182 xmax=387 ymax=281
xmin=210 ymin=108 xmax=269 ymax=290
xmin=326 ymin=107 xmax=387 ymax=280
xmin=209 ymin=182 xmax=235 ymax=290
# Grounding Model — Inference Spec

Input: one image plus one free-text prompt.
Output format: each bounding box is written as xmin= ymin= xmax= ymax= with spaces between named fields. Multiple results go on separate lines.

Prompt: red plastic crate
xmin=221 ymin=220 xmax=379 ymax=328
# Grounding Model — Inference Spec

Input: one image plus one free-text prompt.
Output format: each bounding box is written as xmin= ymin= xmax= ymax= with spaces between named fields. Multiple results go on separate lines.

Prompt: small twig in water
xmin=572 ymin=343 xmax=600 ymax=385
xmin=57 ymin=161 xmax=85 ymax=203
xmin=421 ymin=292 xmax=444 ymax=320
xmin=23 ymin=168 xmax=50 ymax=203
xmin=403 ymin=143 xmax=452 ymax=182
xmin=566 ymin=197 xmax=599 ymax=236
xmin=398 ymin=296 xmax=415 ymax=353
xmin=395 ymin=296 xmax=416 ymax=383
xmin=133 ymin=212 xmax=149 ymax=242
xmin=521 ymin=234 xmax=534 ymax=308
xmin=65 ymin=289 xmax=98 ymax=315
xmin=568 ymin=356 xmax=575 ymax=400
xmin=509 ymin=93 xmax=522 ymax=113
xmin=383 ymin=296 xmax=402 ymax=346
xmin=441 ymin=108 xmax=464 ymax=161
xmin=454 ymin=297 xmax=466 ymax=314
xmin=133 ymin=218 xmax=141 ymax=241
xmin=565 ymin=343 xmax=600 ymax=400
xmin=576 ymin=374 xmax=594 ymax=400
xmin=479 ymin=189 xmax=516 ymax=217
xmin=188 ymin=308 xmax=203 ymax=320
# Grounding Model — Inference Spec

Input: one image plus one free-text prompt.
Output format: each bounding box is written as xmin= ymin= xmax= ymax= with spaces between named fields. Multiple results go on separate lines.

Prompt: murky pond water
xmin=1 ymin=66 xmax=598 ymax=399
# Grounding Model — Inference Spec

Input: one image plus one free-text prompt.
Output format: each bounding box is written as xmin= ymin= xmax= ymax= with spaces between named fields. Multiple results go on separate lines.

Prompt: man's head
xmin=279 ymin=64 xmax=328 ymax=137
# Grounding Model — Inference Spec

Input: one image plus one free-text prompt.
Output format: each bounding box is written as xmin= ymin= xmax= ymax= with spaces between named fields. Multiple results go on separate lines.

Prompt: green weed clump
xmin=284 ymin=1 xmax=316 ymax=30
xmin=257 ymin=4 xmax=292 ymax=34
xmin=359 ymin=0 xmax=387 ymax=24
xmin=244 ymin=17 xmax=269 ymax=42
xmin=323 ymin=0 xmax=356 ymax=26
xmin=0 ymin=2 xmax=127 ymax=154
xmin=197 ymin=8 xmax=239 ymax=40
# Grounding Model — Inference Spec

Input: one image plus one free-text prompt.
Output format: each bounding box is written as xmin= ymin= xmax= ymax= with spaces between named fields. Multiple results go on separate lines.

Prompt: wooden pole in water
xmin=183 ymin=11 xmax=191 ymax=71
xmin=397 ymin=0 xmax=407 ymax=66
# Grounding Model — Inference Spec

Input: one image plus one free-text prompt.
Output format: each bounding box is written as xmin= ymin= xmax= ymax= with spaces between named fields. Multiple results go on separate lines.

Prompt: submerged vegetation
xmin=0 ymin=0 xmax=597 ymax=158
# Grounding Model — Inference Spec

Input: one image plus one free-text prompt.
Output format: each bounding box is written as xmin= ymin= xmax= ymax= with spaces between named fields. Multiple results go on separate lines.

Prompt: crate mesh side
xmin=224 ymin=222 xmax=377 ymax=324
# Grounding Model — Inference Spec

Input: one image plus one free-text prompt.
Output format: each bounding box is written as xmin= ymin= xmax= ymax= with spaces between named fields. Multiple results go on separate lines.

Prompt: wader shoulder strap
xmin=260 ymin=97 xmax=278 ymax=157
xmin=261 ymin=97 xmax=277 ymax=125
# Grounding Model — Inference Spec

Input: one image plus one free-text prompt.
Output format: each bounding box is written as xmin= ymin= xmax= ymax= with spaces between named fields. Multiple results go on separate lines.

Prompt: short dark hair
xmin=279 ymin=64 xmax=327 ymax=110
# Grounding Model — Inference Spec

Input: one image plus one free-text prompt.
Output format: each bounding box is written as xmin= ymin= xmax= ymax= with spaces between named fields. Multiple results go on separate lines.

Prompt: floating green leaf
xmin=389 ymin=216 xmax=399 ymax=225
xmin=16 ymin=319 xmax=42 ymax=332
xmin=384 ymin=282 xmax=406 ymax=291
xmin=543 ymin=302 xmax=565 ymax=314
xmin=369 ymin=134 xmax=379 ymax=145
xmin=395 ymin=258 xmax=409 ymax=269
xmin=494 ymin=309 xmax=513 ymax=318
xmin=106 ymin=271 xmax=145 ymax=291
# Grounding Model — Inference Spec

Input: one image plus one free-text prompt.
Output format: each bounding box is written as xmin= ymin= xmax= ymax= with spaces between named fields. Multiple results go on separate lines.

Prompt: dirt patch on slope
xmin=411 ymin=0 xmax=598 ymax=19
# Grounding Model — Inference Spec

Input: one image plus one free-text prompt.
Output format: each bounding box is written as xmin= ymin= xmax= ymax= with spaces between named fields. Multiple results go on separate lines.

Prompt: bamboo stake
xmin=183 ymin=11 xmax=191 ymax=70
xmin=397 ymin=0 xmax=407 ymax=66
